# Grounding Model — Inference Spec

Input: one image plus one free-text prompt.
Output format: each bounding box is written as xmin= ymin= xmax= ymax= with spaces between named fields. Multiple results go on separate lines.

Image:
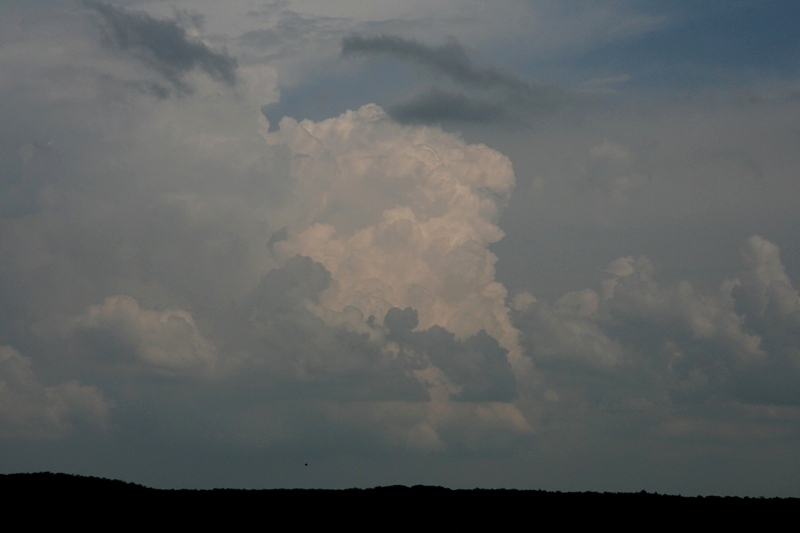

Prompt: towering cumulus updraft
xmin=263 ymin=105 xmax=524 ymax=368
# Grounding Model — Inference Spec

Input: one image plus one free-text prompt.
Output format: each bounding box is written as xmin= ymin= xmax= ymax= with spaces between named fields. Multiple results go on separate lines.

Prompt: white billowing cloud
xmin=72 ymin=296 xmax=222 ymax=378
xmin=264 ymin=105 xmax=520 ymax=356
xmin=0 ymin=346 xmax=112 ymax=439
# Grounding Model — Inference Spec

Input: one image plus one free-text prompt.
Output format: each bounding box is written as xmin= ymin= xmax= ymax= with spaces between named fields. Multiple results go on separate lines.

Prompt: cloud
xmin=388 ymin=87 xmax=504 ymax=124
xmin=604 ymin=255 xmax=764 ymax=367
xmin=0 ymin=25 xmax=532 ymax=448
xmin=735 ymin=235 xmax=800 ymax=321
xmin=82 ymin=0 xmax=237 ymax=94
xmin=255 ymin=103 xmax=533 ymax=442
xmin=513 ymin=235 xmax=800 ymax=414
xmin=384 ymin=307 xmax=516 ymax=402
xmin=503 ymin=237 xmax=800 ymax=489
xmin=515 ymin=289 xmax=629 ymax=374
xmin=71 ymin=296 xmax=222 ymax=378
xmin=0 ymin=346 xmax=112 ymax=439
xmin=1 ymin=6 xmax=534 ymax=448
xmin=342 ymin=34 xmax=529 ymax=93
xmin=729 ymin=236 xmax=800 ymax=404
xmin=264 ymin=105 xmax=521 ymax=353
xmin=341 ymin=34 xmax=565 ymax=125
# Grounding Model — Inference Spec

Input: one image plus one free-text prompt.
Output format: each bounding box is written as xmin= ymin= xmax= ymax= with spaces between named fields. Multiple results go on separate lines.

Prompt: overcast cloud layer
xmin=2 ymin=1 xmax=800 ymax=496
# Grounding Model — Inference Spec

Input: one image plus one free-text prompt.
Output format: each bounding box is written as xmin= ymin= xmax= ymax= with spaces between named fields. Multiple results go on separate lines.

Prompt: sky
xmin=2 ymin=0 xmax=800 ymax=496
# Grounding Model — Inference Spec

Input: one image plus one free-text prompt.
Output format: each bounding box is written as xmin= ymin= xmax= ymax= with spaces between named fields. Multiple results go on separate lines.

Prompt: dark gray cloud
xmin=249 ymin=254 xmax=332 ymax=315
xmin=342 ymin=34 xmax=529 ymax=93
xmin=235 ymin=258 xmax=431 ymax=402
xmin=385 ymin=307 xmax=516 ymax=402
xmin=82 ymin=0 xmax=237 ymax=94
xmin=387 ymin=84 xmax=564 ymax=125
xmin=388 ymin=88 xmax=504 ymax=124
xmin=342 ymin=34 xmax=565 ymax=125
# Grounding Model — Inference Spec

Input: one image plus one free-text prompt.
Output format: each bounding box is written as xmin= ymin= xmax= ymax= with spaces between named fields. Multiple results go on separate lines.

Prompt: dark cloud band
xmin=388 ymin=87 xmax=504 ymax=124
xmin=83 ymin=0 xmax=237 ymax=94
xmin=342 ymin=34 xmax=529 ymax=93
xmin=342 ymin=34 xmax=564 ymax=125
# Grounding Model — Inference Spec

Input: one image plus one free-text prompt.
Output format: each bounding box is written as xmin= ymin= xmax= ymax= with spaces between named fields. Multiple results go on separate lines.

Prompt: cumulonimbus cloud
xmin=263 ymin=105 xmax=523 ymax=356
xmin=250 ymin=104 xmax=535 ymax=443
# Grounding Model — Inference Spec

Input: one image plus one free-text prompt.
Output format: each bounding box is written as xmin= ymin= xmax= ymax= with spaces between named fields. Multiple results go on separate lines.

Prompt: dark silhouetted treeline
xmin=3 ymin=472 xmax=796 ymax=524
